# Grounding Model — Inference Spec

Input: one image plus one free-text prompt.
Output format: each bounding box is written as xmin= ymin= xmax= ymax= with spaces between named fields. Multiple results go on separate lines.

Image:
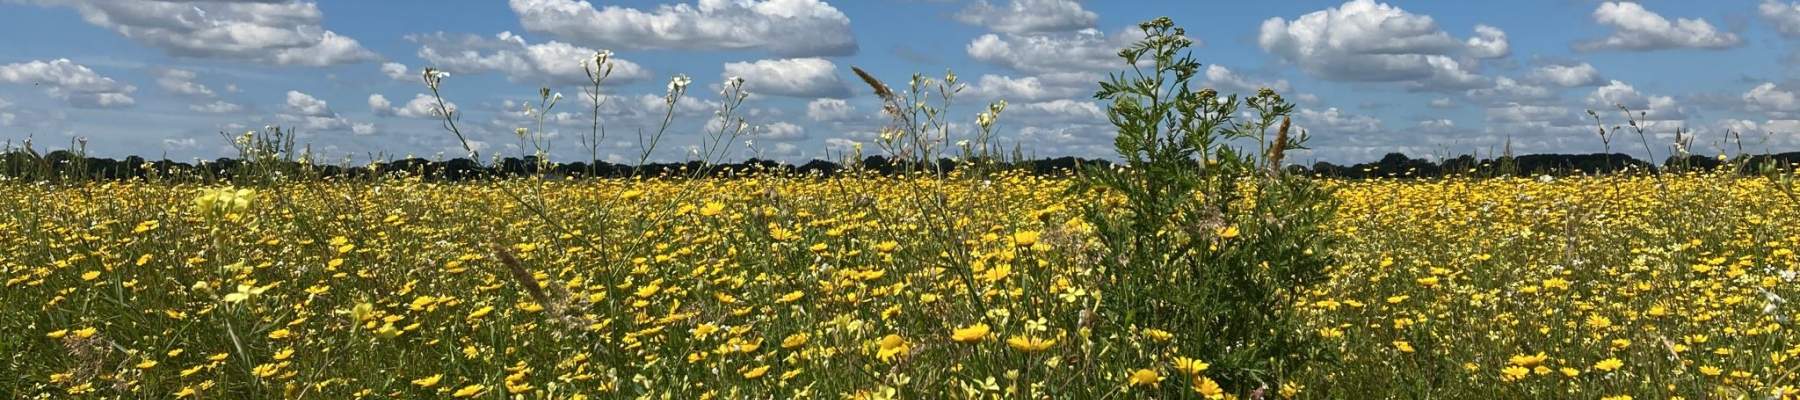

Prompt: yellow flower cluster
xmin=2 ymin=171 xmax=1796 ymax=398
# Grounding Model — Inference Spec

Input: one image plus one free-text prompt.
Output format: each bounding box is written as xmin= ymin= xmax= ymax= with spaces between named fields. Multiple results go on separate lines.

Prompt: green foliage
xmin=1078 ymin=16 xmax=1337 ymax=391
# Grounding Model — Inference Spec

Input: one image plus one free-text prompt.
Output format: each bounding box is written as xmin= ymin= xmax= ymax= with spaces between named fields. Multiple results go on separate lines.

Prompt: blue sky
xmin=2 ymin=0 xmax=1799 ymax=164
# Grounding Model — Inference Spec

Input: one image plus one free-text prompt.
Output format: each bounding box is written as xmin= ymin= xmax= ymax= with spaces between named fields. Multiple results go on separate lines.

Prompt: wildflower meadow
xmin=3 ymin=14 xmax=1800 ymax=400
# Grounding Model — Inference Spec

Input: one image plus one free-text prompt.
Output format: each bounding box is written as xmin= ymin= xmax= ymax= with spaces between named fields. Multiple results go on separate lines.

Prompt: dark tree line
xmin=4 ymin=150 xmax=1799 ymax=182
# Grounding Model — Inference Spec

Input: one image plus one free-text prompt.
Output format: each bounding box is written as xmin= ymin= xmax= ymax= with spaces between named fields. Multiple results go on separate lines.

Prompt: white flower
xmin=552 ymin=92 xmax=564 ymax=102
xmin=666 ymin=74 xmax=692 ymax=102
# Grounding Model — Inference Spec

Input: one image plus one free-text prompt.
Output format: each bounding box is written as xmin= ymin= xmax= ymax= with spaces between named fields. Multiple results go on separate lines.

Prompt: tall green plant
xmin=1078 ymin=16 xmax=1336 ymax=393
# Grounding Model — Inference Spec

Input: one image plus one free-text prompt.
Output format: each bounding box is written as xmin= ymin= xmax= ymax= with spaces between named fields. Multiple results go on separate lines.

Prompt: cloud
xmin=967 ymin=28 xmax=1142 ymax=74
xmin=154 ymin=69 xmax=214 ymax=98
xmin=721 ymin=58 xmax=849 ymax=98
xmin=381 ymin=62 xmax=411 ymax=81
xmin=1762 ymin=1 xmax=1800 ymax=37
xmin=368 ymin=94 xmax=394 ymax=116
xmin=285 ymin=90 xmax=333 ymax=117
xmin=1587 ymin=80 xmax=1684 ymax=121
xmin=1417 ymin=119 xmax=1456 ymax=132
xmin=1203 ymin=65 xmax=1291 ymax=94
xmin=1744 ymin=82 xmax=1800 ymax=116
xmin=280 ymin=90 xmax=361 ymax=132
xmin=1010 ymin=99 xmax=1105 ymax=122
xmin=1465 ymin=77 xmax=1553 ymax=103
xmin=1527 ymin=63 xmax=1603 ymax=87
xmin=1258 ymin=0 xmax=1498 ymax=91
xmin=31 ymin=0 xmax=376 ymax=66
xmin=352 ymin=123 xmax=378 ymax=136
xmin=508 ymin=0 xmax=856 ymax=57
xmin=953 ymin=0 xmax=1095 ymax=34
xmin=413 ymin=31 xmax=651 ymax=86
xmin=1465 ymin=25 xmax=1510 ymax=59
xmin=1576 ymin=2 xmax=1741 ymax=51
xmin=0 ymin=58 xmax=136 ymax=108
xmin=806 ymin=98 xmax=855 ymax=121
xmin=1296 ymin=107 xmax=1383 ymax=134
xmin=371 ymin=93 xmax=454 ymax=119
xmin=190 ymin=100 xmax=244 ymax=114
xmin=759 ymin=121 xmax=807 ymax=141
xmin=968 ymin=72 xmax=1096 ymax=102
xmin=394 ymin=94 xmax=453 ymax=119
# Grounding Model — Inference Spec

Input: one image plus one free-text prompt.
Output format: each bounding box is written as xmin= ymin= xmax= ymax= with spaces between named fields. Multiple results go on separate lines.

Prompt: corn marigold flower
xmin=1127 ymin=368 xmax=1161 ymax=387
xmin=950 ymin=323 xmax=990 ymax=343
xmin=1006 ymin=335 xmax=1055 ymax=353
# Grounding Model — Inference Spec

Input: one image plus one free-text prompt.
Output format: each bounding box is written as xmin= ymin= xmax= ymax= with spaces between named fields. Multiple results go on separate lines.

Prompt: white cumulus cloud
xmin=721 ymin=58 xmax=848 ymax=98
xmin=1527 ymin=63 xmax=1603 ymax=87
xmin=1576 ymin=2 xmax=1741 ymax=51
xmin=954 ymin=0 xmax=1096 ymax=34
xmin=0 ymin=58 xmax=136 ymax=108
xmin=31 ymin=0 xmax=377 ymax=66
xmin=508 ymin=0 xmax=856 ymax=57
xmin=1258 ymin=0 xmax=1498 ymax=91
xmin=806 ymin=98 xmax=855 ymax=122
xmin=1761 ymin=1 xmax=1800 ymax=37
xmin=413 ymin=31 xmax=651 ymax=86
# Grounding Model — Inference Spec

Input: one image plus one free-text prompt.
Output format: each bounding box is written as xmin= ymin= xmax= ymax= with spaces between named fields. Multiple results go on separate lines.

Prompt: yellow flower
xmin=1392 ymin=340 xmax=1414 ymax=353
xmin=412 ymin=374 xmax=443 ymax=388
xmin=1012 ymin=230 xmax=1040 ymax=247
xmin=692 ymin=323 xmax=720 ymax=340
xmin=699 ymin=202 xmax=726 ymax=217
xmin=876 ymin=334 xmax=909 ymax=362
xmin=1006 ymin=335 xmax=1055 ymax=353
xmin=1216 ymin=225 xmax=1240 ymax=239
xmin=452 ymin=384 xmax=485 ymax=397
xmin=1508 ymin=352 xmax=1547 ymax=368
xmin=1501 ymin=366 xmax=1530 ymax=382
xmin=251 ymin=363 xmax=280 ymax=378
xmin=1127 ymin=368 xmax=1161 ymax=387
xmin=1279 ymin=382 xmax=1302 ymax=399
xmin=267 ymin=328 xmax=291 ymax=340
xmin=1585 ymin=314 xmax=1612 ymax=330
xmin=194 ymin=186 xmax=255 ymax=215
xmin=1699 ymin=365 xmax=1722 ymax=377
xmin=468 ymin=305 xmax=494 ymax=320
xmin=74 ymin=327 xmax=97 ymax=338
xmin=1192 ymin=376 xmax=1225 ymax=399
xmin=742 ymin=365 xmax=770 ymax=379
xmin=350 ymin=302 xmax=375 ymax=322
xmin=1173 ymin=356 xmax=1209 ymax=376
xmin=136 ymin=359 xmax=158 ymax=369
xmin=1594 ymin=357 xmax=1623 ymax=372
xmin=80 ymin=271 xmax=100 ymax=281
xmin=951 ymin=323 xmax=991 ymax=343
xmin=776 ymin=290 xmax=805 ymax=303
xmin=781 ymin=333 xmax=809 ymax=349
xmin=1142 ymin=328 xmax=1173 ymax=342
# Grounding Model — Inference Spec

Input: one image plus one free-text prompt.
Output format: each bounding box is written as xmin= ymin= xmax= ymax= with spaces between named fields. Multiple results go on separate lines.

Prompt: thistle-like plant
xmin=1078 ymin=16 xmax=1335 ymax=394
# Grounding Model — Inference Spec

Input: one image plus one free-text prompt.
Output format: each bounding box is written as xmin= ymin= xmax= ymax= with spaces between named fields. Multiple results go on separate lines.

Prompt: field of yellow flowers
xmin=2 ymin=171 xmax=1798 ymax=399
